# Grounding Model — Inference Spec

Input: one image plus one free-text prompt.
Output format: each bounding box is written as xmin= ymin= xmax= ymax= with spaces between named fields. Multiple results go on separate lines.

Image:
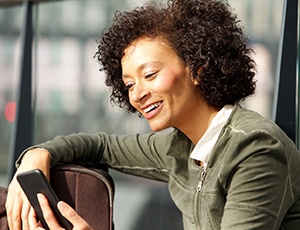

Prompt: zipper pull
xmin=197 ymin=169 xmax=207 ymax=192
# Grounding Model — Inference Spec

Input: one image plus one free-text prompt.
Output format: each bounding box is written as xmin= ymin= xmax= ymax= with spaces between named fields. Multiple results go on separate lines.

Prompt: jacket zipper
xmin=197 ymin=169 xmax=207 ymax=192
xmin=194 ymin=168 xmax=207 ymax=229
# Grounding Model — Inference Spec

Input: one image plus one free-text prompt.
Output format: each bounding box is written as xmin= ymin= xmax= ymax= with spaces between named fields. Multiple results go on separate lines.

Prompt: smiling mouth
xmin=143 ymin=102 xmax=163 ymax=113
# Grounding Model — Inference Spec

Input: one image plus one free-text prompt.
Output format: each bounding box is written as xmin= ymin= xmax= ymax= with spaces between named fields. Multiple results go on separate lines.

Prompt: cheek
xmin=155 ymin=70 xmax=183 ymax=92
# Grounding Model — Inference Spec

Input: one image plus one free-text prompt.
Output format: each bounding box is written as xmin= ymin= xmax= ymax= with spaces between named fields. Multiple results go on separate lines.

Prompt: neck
xmin=179 ymin=104 xmax=219 ymax=145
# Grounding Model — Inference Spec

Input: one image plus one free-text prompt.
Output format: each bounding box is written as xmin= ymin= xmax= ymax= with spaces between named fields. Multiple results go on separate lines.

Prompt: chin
xmin=149 ymin=123 xmax=169 ymax=132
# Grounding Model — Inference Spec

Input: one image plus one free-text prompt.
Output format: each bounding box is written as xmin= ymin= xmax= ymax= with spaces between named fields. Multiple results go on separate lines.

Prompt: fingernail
xmin=57 ymin=201 xmax=68 ymax=211
xmin=37 ymin=193 xmax=43 ymax=201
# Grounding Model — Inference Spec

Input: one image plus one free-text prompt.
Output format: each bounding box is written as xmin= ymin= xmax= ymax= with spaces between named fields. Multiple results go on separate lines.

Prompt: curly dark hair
xmin=95 ymin=0 xmax=256 ymax=113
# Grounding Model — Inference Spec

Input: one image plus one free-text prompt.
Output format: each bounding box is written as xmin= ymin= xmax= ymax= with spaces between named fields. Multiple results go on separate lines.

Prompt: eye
xmin=145 ymin=71 xmax=157 ymax=79
xmin=124 ymin=82 xmax=134 ymax=90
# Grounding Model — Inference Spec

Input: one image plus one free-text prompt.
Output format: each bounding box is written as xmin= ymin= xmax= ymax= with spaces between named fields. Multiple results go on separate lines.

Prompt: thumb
xmin=57 ymin=201 xmax=93 ymax=230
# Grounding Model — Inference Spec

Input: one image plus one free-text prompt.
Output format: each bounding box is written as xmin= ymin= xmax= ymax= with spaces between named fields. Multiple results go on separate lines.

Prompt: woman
xmin=6 ymin=0 xmax=300 ymax=229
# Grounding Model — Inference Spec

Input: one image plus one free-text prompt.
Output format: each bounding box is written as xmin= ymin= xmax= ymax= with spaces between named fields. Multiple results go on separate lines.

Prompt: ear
xmin=193 ymin=78 xmax=200 ymax=86
xmin=192 ymin=67 xmax=203 ymax=86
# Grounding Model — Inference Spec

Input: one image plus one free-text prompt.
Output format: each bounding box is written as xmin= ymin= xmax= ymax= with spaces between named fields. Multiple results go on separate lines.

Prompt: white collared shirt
xmin=190 ymin=105 xmax=234 ymax=167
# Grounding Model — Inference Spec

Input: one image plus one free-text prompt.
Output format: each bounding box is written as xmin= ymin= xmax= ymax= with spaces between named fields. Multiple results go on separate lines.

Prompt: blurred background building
xmin=0 ymin=0 xmax=287 ymax=229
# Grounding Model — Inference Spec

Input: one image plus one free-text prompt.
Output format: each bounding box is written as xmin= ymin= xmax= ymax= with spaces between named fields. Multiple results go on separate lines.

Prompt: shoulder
xmin=226 ymin=104 xmax=289 ymax=142
xmin=212 ymin=104 xmax=298 ymax=166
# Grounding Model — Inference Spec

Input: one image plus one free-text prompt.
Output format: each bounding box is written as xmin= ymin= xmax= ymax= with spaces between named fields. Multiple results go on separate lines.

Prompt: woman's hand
xmin=5 ymin=148 xmax=51 ymax=230
xmin=29 ymin=194 xmax=93 ymax=230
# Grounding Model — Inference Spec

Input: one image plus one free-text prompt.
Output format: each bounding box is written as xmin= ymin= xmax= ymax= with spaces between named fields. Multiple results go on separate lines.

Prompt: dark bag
xmin=50 ymin=164 xmax=115 ymax=230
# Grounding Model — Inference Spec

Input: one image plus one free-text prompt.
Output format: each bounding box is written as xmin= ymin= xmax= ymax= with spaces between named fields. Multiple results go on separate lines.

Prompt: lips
xmin=143 ymin=101 xmax=163 ymax=113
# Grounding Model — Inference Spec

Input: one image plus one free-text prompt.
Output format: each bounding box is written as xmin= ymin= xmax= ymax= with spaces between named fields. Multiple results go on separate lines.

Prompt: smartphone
xmin=17 ymin=169 xmax=73 ymax=230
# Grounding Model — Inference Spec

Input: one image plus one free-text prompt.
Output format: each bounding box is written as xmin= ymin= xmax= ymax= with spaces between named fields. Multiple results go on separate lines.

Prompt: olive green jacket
xmin=19 ymin=105 xmax=300 ymax=229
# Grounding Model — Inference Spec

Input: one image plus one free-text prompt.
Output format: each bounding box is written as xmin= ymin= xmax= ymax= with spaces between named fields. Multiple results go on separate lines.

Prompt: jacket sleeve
xmin=16 ymin=129 xmax=192 ymax=182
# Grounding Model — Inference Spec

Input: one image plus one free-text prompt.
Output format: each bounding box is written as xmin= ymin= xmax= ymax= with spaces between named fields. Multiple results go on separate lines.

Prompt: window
xmin=0 ymin=1 xmax=291 ymax=229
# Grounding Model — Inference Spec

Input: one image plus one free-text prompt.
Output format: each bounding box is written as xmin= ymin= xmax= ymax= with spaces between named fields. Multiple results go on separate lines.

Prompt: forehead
xmin=122 ymin=37 xmax=175 ymax=61
xmin=121 ymin=36 xmax=188 ymax=80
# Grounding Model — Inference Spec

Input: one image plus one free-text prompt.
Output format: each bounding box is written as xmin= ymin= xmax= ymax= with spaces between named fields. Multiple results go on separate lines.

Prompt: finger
xmin=37 ymin=193 xmax=63 ymax=229
xmin=6 ymin=198 xmax=22 ymax=230
xmin=21 ymin=196 xmax=32 ymax=230
xmin=28 ymin=206 xmax=43 ymax=230
xmin=6 ymin=181 xmax=25 ymax=230
xmin=58 ymin=201 xmax=92 ymax=230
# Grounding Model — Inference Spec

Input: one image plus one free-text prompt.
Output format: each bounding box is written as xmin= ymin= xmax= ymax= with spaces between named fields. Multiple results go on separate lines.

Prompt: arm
xmin=17 ymin=129 xmax=191 ymax=181
xmin=7 ymin=129 xmax=192 ymax=229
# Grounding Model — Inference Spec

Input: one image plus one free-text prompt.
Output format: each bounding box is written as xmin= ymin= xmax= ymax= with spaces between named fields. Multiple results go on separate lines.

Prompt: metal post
xmin=273 ymin=0 xmax=298 ymax=143
xmin=298 ymin=2 xmax=300 ymax=149
xmin=8 ymin=0 xmax=33 ymax=181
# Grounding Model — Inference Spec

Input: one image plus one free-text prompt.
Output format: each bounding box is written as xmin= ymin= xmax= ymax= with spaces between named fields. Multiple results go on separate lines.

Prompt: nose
xmin=130 ymin=82 xmax=150 ymax=103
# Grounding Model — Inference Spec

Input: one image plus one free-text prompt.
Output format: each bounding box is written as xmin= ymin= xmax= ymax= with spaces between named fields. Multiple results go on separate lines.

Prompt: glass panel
xmin=34 ymin=0 xmax=151 ymax=140
xmin=229 ymin=0 xmax=284 ymax=119
xmin=0 ymin=5 xmax=22 ymax=187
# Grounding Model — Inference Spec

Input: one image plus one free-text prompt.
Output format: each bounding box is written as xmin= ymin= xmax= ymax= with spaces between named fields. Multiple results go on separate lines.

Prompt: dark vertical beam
xmin=298 ymin=8 xmax=300 ymax=149
xmin=8 ymin=0 xmax=33 ymax=180
xmin=273 ymin=0 xmax=298 ymax=142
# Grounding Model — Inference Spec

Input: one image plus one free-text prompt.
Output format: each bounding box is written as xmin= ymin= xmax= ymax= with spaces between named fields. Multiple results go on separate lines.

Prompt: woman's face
xmin=121 ymin=37 xmax=201 ymax=132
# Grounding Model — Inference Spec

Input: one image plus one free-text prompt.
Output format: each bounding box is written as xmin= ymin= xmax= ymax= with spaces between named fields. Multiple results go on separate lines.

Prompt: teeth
xmin=144 ymin=102 xmax=162 ymax=113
